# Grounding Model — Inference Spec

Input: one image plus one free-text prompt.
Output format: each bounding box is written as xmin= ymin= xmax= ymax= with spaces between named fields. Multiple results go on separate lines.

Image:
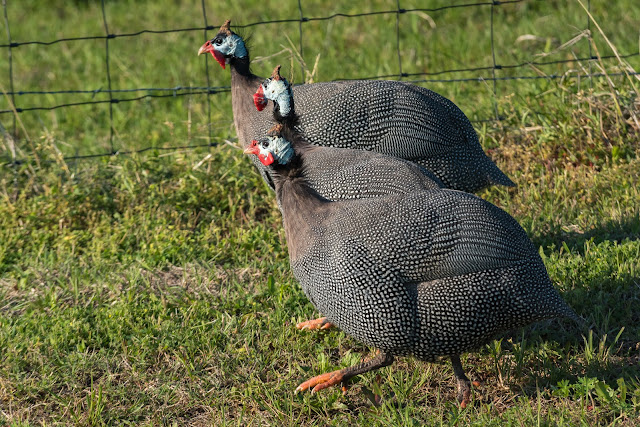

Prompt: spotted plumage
xmin=198 ymin=20 xmax=515 ymax=194
xmin=285 ymin=189 xmax=578 ymax=362
xmin=242 ymin=75 xmax=580 ymax=405
xmin=246 ymin=69 xmax=444 ymax=204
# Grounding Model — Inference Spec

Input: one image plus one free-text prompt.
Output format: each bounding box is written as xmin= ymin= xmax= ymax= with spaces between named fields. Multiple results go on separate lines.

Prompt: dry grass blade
xmin=0 ymin=82 xmax=40 ymax=169
xmin=282 ymin=34 xmax=320 ymax=84
xmin=533 ymin=30 xmax=590 ymax=60
xmin=577 ymin=0 xmax=640 ymax=95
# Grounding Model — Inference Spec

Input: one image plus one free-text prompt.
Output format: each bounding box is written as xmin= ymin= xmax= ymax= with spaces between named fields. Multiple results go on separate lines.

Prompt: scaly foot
xmin=296 ymin=369 xmax=345 ymax=393
xmin=296 ymin=352 xmax=394 ymax=395
xmin=296 ymin=317 xmax=334 ymax=330
xmin=451 ymin=354 xmax=477 ymax=408
xmin=457 ymin=378 xmax=471 ymax=408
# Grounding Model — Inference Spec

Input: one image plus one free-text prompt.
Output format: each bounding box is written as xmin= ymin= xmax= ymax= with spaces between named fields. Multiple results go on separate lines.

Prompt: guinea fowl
xmin=198 ymin=20 xmax=515 ymax=193
xmin=242 ymin=88 xmax=580 ymax=406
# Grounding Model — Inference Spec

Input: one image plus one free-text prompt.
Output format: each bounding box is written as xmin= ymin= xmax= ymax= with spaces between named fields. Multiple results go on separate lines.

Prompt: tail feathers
xmin=485 ymin=160 xmax=516 ymax=188
xmin=556 ymin=300 xmax=589 ymax=331
xmin=564 ymin=307 xmax=587 ymax=328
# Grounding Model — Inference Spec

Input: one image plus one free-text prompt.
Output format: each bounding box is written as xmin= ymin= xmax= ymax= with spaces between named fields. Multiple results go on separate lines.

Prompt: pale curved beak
xmin=243 ymin=141 xmax=260 ymax=155
xmin=198 ymin=41 xmax=212 ymax=56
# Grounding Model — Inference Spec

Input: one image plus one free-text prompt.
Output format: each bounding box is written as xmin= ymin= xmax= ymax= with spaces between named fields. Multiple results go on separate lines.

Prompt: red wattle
xmin=259 ymin=152 xmax=274 ymax=166
xmin=213 ymin=50 xmax=226 ymax=69
xmin=253 ymin=86 xmax=267 ymax=111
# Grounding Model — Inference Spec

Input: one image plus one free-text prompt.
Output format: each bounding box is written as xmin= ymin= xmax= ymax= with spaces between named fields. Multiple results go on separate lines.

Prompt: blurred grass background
xmin=2 ymin=0 xmax=638 ymax=157
xmin=1 ymin=0 xmax=639 ymax=425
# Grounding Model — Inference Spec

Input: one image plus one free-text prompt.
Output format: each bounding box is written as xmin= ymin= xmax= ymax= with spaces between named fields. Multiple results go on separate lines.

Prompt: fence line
xmin=0 ymin=1 xmax=528 ymax=50
xmin=4 ymin=51 xmax=638 ymax=115
xmin=1 ymin=0 xmax=637 ymax=166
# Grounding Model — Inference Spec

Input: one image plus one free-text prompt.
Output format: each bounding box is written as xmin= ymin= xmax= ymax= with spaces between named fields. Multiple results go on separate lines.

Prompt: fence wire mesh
xmin=1 ymin=0 xmax=639 ymax=166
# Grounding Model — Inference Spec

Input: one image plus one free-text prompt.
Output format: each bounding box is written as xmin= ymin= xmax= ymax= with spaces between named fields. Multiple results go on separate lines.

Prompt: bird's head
xmin=253 ymin=65 xmax=293 ymax=117
xmin=197 ymin=19 xmax=248 ymax=69
xmin=243 ymin=124 xmax=294 ymax=167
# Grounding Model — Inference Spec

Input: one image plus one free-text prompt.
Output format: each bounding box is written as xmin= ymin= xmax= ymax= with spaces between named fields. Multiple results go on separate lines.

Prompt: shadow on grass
xmin=505 ymin=340 xmax=640 ymax=403
xmin=559 ymin=270 xmax=639 ymax=335
xmin=496 ymin=268 xmax=640 ymax=404
xmin=532 ymin=214 xmax=640 ymax=255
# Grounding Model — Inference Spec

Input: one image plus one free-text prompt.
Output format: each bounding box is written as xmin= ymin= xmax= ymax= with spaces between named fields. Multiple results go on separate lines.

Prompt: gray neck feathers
xmin=272 ymin=136 xmax=295 ymax=165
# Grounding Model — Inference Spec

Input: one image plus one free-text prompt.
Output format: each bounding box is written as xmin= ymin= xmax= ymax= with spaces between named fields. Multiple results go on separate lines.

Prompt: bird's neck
xmin=274 ymin=108 xmax=299 ymax=129
xmin=230 ymin=57 xmax=264 ymax=147
xmin=272 ymin=149 xmax=329 ymax=261
xmin=274 ymin=90 xmax=294 ymax=117
xmin=229 ymin=56 xmax=254 ymax=78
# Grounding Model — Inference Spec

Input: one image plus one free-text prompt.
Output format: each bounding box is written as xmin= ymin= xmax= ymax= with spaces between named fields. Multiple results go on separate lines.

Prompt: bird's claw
xmin=296 ymin=317 xmax=334 ymax=331
xmin=296 ymin=370 xmax=345 ymax=394
xmin=457 ymin=379 xmax=480 ymax=408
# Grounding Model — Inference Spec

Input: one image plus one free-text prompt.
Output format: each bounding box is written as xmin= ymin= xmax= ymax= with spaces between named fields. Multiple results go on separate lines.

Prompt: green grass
xmin=1 ymin=0 xmax=640 ymax=425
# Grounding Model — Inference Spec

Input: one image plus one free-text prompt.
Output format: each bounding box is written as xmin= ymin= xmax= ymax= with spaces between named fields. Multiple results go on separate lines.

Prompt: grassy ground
xmin=1 ymin=0 xmax=640 ymax=425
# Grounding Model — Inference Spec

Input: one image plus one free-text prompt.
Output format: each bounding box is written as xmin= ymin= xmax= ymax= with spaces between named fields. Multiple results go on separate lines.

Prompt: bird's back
xmin=241 ymin=79 xmax=513 ymax=193
xmin=300 ymin=145 xmax=443 ymax=200
xmin=287 ymin=188 xmax=574 ymax=358
xmin=293 ymin=189 xmax=537 ymax=286
xmin=292 ymin=80 xmax=514 ymax=192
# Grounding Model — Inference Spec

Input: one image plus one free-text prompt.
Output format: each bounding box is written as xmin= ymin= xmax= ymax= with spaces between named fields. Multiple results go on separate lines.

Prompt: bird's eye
xmin=261 ymin=140 xmax=270 ymax=148
xmin=213 ymin=38 xmax=223 ymax=45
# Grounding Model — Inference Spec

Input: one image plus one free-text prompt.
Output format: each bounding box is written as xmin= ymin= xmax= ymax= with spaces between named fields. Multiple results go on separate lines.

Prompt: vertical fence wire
xmin=490 ymin=1 xmax=501 ymax=121
xmin=587 ymin=0 xmax=593 ymax=89
xmin=2 ymin=0 xmax=16 ymax=141
xmin=297 ymin=0 xmax=306 ymax=79
xmin=1 ymin=0 xmax=17 ymax=198
xmin=201 ymin=0 xmax=213 ymax=146
xmin=396 ymin=0 xmax=404 ymax=79
xmin=100 ymin=0 xmax=115 ymax=154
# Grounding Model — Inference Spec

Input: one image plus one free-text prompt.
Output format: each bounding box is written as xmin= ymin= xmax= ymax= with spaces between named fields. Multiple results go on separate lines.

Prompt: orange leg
xmin=296 ymin=317 xmax=335 ymax=331
xmin=296 ymin=351 xmax=394 ymax=394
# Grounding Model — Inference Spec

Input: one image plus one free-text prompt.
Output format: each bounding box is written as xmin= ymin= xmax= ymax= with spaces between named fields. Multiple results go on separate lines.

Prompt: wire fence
xmin=1 ymin=0 xmax=639 ymax=166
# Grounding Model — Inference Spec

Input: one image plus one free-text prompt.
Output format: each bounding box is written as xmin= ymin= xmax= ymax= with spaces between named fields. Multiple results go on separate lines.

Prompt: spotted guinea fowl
xmin=242 ymin=102 xmax=579 ymax=406
xmin=198 ymin=20 xmax=515 ymax=193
